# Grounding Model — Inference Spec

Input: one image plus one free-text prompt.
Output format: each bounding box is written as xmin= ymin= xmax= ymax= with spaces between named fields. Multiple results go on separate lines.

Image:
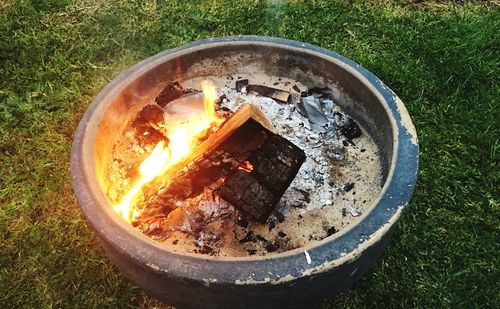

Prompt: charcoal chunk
xmin=265 ymin=243 xmax=279 ymax=252
xmin=239 ymin=231 xmax=256 ymax=243
xmin=343 ymin=182 xmax=355 ymax=192
xmin=235 ymin=79 xmax=249 ymax=92
xmin=340 ymin=118 xmax=362 ymax=139
xmin=326 ymin=226 xmax=337 ymax=236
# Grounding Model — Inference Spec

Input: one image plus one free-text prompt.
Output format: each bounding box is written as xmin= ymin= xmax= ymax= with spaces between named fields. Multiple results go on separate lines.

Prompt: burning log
xmin=141 ymin=104 xmax=276 ymax=214
xmin=218 ymin=134 xmax=306 ymax=223
xmin=124 ymin=80 xmax=306 ymax=225
xmin=142 ymin=103 xmax=305 ymax=224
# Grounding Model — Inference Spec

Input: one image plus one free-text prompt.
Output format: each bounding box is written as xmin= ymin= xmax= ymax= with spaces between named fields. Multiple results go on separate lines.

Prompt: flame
xmin=238 ymin=161 xmax=254 ymax=173
xmin=113 ymin=81 xmax=222 ymax=223
xmin=201 ymin=80 xmax=220 ymax=123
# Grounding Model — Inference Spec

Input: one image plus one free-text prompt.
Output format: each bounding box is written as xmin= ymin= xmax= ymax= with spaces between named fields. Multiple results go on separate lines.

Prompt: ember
xmin=238 ymin=161 xmax=254 ymax=172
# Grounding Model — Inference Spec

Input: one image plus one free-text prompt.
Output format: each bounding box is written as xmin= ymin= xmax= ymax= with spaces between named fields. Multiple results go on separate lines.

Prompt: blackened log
xmin=219 ymin=134 xmax=306 ymax=223
xmin=248 ymin=134 xmax=306 ymax=195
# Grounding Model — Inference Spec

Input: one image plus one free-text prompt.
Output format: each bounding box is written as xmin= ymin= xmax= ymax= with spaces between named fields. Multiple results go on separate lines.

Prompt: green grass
xmin=0 ymin=0 xmax=498 ymax=307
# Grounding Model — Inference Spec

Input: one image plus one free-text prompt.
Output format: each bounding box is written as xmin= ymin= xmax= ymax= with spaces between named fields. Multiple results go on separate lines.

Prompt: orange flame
xmin=113 ymin=81 xmax=222 ymax=223
xmin=238 ymin=161 xmax=254 ymax=173
xmin=201 ymin=80 xmax=219 ymax=122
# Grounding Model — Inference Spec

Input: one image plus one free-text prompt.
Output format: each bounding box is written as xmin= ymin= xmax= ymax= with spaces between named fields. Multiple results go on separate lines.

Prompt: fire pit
xmin=71 ymin=36 xmax=418 ymax=308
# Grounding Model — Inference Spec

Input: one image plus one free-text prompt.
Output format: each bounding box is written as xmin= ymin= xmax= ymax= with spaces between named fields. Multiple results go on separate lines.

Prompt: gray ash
xmin=106 ymin=73 xmax=383 ymax=257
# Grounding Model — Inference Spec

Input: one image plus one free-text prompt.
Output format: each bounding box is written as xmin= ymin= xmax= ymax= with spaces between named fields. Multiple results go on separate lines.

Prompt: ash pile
xmin=107 ymin=76 xmax=382 ymax=257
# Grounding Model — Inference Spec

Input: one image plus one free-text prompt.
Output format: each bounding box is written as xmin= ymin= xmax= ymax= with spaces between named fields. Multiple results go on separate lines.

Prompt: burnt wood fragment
xmin=343 ymin=182 xmax=354 ymax=192
xmin=219 ymin=134 xmax=306 ymax=223
xmin=133 ymin=123 xmax=167 ymax=147
xmin=326 ymin=226 xmax=337 ymax=236
xmin=132 ymin=104 xmax=168 ymax=147
xmin=264 ymin=242 xmax=279 ymax=252
xmin=246 ymin=84 xmax=291 ymax=103
xmin=339 ymin=118 xmax=362 ymax=139
xmin=155 ymin=81 xmax=195 ymax=107
xmin=235 ymin=79 xmax=249 ymax=92
xmin=302 ymin=86 xmax=334 ymax=100
xmin=239 ymin=231 xmax=256 ymax=243
xmin=333 ymin=111 xmax=362 ymax=140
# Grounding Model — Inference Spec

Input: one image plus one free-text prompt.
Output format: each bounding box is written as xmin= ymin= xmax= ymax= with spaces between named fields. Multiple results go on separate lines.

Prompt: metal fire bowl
xmin=70 ymin=36 xmax=419 ymax=308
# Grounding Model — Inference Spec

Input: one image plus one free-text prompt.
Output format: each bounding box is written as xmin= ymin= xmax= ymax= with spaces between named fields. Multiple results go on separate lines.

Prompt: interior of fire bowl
xmin=91 ymin=43 xmax=394 ymax=258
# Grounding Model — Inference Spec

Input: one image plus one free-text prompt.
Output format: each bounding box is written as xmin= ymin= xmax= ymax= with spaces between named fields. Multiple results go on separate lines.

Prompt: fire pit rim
xmin=71 ymin=35 xmax=419 ymax=284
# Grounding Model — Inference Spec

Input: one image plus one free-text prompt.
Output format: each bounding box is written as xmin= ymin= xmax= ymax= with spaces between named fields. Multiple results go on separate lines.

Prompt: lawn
xmin=0 ymin=0 xmax=498 ymax=307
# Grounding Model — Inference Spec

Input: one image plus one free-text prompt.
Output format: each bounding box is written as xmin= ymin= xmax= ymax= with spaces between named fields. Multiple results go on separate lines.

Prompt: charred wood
xmin=235 ymin=79 xmax=249 ymax=92
xmin=246 ymin=84 xmax=291 ymax=103
xmin=219 ymin=134 xmax=305 ymax=223
xmin=140 ymin=104 xmax=275 ymax=216
xmin=132 ymin=104 xmax=168 ymax=147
